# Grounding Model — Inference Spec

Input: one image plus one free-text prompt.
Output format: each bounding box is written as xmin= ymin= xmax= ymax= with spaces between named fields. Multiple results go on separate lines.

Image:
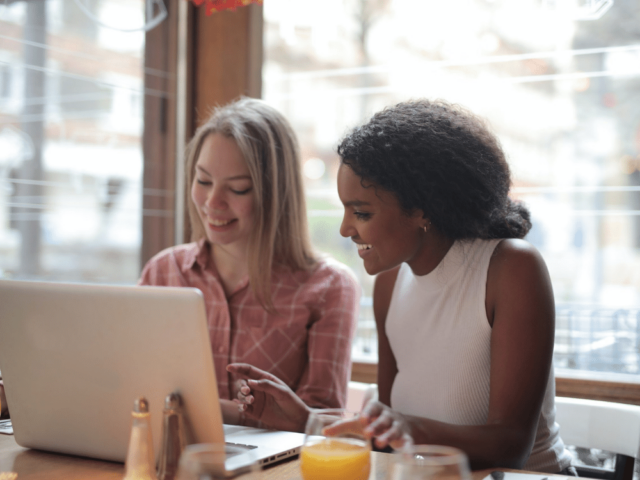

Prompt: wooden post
xmin=191 ymin=4 xmax=263 ymax=128
xmin=141 ymin=1 xmax=181 ymax=269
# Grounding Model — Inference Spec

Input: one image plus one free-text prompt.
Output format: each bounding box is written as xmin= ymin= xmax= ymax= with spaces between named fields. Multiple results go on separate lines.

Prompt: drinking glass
xmin=389 ymin=445 xmax=471 ymax=480
xmin=300 ymin=408 xmax=371 ymax=480
xmin=175 ymin=443 xmax=260 ymax=480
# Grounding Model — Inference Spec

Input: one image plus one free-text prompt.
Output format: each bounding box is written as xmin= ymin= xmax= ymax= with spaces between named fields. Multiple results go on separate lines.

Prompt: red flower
xmin=187 ymin=0 xmax=263 ymax=16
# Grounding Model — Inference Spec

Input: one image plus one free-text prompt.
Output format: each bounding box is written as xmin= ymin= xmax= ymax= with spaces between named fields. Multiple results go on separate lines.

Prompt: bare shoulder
xmin=490 ymin=238 xmax=548 ymax=276
xmin=486 ymin=238 xmax=554 ymax=327
xmin=373 ymin=266 xmax=401 ymax=327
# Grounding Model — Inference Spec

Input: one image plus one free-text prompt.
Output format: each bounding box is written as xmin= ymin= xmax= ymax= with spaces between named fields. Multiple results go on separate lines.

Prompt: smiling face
xmin=337 ymin=164 xmax=428 ymax=275
xmin=191 ymin=133 xmax=255 ymax=253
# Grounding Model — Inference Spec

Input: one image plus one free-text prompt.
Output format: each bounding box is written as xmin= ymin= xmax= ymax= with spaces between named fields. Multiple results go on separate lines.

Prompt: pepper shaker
xmin=157 ymin=392 xmax=186 ymax=480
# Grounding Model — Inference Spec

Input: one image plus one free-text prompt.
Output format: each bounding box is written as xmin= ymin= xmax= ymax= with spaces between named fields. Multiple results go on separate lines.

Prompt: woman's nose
xmin=206 ymin=187 xmax=227 ymax=210
xmin=339 ymin=212 xmax=353 ymax=238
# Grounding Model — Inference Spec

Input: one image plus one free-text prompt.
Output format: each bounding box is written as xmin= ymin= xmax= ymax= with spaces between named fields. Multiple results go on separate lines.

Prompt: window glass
xmin=0 ymin=0 xmax=152 ymax=284
xmin=263 ymin=0 xmax=640 ymax=376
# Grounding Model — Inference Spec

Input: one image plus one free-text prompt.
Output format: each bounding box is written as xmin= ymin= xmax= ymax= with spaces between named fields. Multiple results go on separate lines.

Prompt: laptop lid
xmin=0 ymin=280 xmax=307 ymax=472
xmin=0 ymin=279 xmax=227 ymax=463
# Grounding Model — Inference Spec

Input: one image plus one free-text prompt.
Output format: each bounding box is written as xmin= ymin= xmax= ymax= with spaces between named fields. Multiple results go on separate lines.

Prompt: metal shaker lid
xmin=134 ymin=397 xmax=149 ymax=413
xmin=164 ymin=392 xmax=181 ymax=410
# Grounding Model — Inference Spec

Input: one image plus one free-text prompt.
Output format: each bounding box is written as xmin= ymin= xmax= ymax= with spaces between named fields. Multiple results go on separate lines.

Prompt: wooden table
xmin=0 ymin=433 xmax=552 ymax=480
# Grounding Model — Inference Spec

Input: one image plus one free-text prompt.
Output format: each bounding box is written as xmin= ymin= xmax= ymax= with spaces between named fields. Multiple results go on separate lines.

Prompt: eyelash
xmin=196 ymin=180 xmax=252 ymax=195
xmin=354 ymin=211 xmax=371 ymax=220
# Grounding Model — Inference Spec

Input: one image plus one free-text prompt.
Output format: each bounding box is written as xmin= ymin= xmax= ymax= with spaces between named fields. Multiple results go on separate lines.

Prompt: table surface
xmin=0 ymin=434 xmax=560 ymax=480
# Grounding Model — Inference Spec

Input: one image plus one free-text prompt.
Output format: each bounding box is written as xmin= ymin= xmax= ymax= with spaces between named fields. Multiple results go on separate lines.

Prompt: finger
xmin=233 ymin=396 xmax=262 ymax=417
xmin=238 ymin=382 xmax=268 ymax=420
xmin=363 ymin=410 xmax=394 ymax=437
xmin=233 ymin=379 xmax=251 ymax=399
xmin=235 ymin=390 xmax=254 ymax=405
xmin=246 ymin=378 xmax=294 ymax=402
xmin=389 ymin=433 xmax=414 ymax=451
xmin=361 ymin=400 xmax=385 ymax=422
xmin=234 ymin=378 xmax=249 ymax=391
xmin=374 ymin=420 xmax=404 ymax=449
xmin=239 ymin=395 xmax=265 ymax=420
xmin=235 ymin=384 xmax=252 ymax=401
xmin=321 ymin=418 xmax=364 ymax=437
xmin=227 ymin=363 xmax=282 ymax=384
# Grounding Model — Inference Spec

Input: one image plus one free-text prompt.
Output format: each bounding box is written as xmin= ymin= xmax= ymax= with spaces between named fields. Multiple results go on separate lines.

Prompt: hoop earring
xmin=422 ymin=220 xmax=431 ymax=233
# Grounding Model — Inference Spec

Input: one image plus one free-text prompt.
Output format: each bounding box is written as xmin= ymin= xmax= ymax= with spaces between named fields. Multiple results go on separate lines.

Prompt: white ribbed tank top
xmin=387 ymin=239 xmax=572 ymax=473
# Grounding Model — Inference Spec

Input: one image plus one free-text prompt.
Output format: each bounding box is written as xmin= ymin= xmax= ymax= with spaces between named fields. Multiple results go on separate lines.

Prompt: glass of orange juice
xmin=300 ymin=408 xmax=371 ymax=480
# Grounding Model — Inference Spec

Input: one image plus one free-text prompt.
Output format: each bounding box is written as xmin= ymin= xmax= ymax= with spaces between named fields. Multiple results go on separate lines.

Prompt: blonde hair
xmin=185 ymin=97 xmax=317 ymax=310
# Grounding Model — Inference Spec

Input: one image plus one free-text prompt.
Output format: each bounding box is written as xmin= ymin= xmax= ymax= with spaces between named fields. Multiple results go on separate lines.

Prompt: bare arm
xmin=366 ymin=240 xmax=555 ymax=469
xmin=373 ymin=266 xmax=400 ymax=406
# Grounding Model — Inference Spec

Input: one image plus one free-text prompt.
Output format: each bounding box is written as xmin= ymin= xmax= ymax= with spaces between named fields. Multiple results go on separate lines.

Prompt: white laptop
xmin=0 ymin=279 xmax=305 ymax=475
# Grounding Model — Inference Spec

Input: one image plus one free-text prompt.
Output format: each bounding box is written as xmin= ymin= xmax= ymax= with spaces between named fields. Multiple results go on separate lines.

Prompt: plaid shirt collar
xmin=184 ymin=238 xmax=250 ymax=295
xmin=182 ymin=237 xmax=210 ymax=272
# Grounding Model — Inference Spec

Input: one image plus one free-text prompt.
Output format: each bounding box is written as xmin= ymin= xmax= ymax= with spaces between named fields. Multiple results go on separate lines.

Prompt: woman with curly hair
xmin=333 ymin=98 xmax=573 ymax=472
xmin=231 ymin=99 xmax=574 ymax=473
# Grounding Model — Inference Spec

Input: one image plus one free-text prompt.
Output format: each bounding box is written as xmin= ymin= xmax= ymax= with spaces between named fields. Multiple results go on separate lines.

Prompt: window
xmin=0 ymin=0 xmax=167 ymax=284
xmin=262 ymin=0 xmax=640 ymax=379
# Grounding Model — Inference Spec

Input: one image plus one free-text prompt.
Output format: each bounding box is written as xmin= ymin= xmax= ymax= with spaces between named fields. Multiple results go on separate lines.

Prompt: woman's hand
xmin=321 ymin=400 xmax=413 ymax=450
xmin=360 ymin=400 xmax=412 ymax=450
xmin=226 ymin=363 xmax=311 ymax=433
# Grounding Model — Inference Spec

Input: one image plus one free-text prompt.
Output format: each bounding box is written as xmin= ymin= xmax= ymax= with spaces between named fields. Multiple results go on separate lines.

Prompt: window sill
xmin=555 ymin=368 xmax=640 ymax=406
xmin=351 ymin=361 xmax=640 ymax=406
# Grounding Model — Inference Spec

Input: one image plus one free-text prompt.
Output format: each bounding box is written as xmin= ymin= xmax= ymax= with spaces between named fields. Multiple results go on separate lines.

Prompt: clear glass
xmin=0 ymin=0 xmax=152 ymax=284
xmin=301 ymin=408 xmax=371 ymax=480
xmin=175 ymin=443 xmax=260 ymax=480
xmin=389 ymin=445 xmax=471 ymax=480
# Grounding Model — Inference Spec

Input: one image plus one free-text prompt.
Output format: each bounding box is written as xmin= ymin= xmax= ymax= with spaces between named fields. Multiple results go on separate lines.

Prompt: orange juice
xmin=300 ymin=437 xmax=371 ymax=480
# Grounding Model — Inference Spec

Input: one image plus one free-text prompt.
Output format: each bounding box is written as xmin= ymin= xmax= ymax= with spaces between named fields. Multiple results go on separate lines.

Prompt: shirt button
xmin=218 ymin=346 xmax=225 ymax=354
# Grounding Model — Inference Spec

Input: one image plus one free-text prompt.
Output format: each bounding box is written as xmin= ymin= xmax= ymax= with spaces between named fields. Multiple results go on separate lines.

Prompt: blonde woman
xmin=139 ymin=98 xmax=359 ymax=426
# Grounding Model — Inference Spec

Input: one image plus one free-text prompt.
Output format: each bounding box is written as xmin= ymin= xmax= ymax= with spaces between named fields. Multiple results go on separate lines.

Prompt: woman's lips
xmin=356 ymin=243 xmax=373 ymax=258
xmin=206 ymin=218 xmax=237 ymax=230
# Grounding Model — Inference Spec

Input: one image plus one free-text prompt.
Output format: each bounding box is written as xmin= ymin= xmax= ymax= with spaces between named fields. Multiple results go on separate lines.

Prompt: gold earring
xmin=422 ymin=221 xmax=431 ymax=233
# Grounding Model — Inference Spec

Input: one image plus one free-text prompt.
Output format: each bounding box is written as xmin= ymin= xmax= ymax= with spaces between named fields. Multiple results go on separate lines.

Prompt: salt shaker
xmin=123 ymin=397 xmax=159 ymax=480
xmin=157 ymin=392 xmax=186 ymax=480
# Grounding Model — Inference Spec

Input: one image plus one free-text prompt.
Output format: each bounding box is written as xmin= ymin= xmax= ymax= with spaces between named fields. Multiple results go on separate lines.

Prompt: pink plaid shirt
xmin=138 ymin=239 xmax=359 ymax=410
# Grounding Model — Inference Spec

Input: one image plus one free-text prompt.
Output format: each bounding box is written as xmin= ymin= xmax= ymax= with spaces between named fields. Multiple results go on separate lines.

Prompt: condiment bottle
xmin=123 ymin=397 xmax=159 ymax=480
xmin=157 ymin=392 xmax=186 ymax=480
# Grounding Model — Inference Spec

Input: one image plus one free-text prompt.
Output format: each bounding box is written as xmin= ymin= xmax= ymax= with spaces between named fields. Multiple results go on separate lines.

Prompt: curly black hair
xmin=337 ymin=99 xmax=531 ymax=240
